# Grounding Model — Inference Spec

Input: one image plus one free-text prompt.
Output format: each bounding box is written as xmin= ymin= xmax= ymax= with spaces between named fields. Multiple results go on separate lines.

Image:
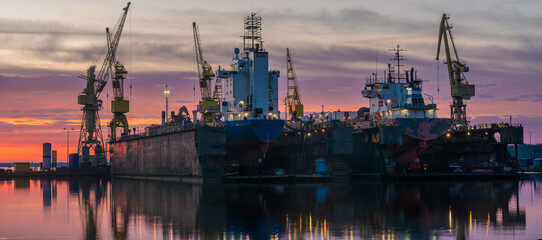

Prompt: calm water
xmin=1 ymin=177 xmax=541 ymax=240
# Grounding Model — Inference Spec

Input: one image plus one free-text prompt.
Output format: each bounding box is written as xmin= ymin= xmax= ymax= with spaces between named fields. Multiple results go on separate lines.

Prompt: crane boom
xmin=286 ymin=48 xmax=303 ymax=120
xmin=95 ymin=2 xmax=131 ymax=97
xmin=436 ymin=13 xmax=475 ymax=131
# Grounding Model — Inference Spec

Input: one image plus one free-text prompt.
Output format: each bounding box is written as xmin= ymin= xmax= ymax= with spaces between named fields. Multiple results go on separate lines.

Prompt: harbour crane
xmin=108 ymin=60 xmax=129 ymax=141
xmin=436 ymin=13 xmax=475 ymax=131
xmin=193 ymin=22 xmax=220 ymax=123
xmin=77 ymin=2 xmax=131 ymax=163
xmin=286 ymin=48 xmax=303 ymax=120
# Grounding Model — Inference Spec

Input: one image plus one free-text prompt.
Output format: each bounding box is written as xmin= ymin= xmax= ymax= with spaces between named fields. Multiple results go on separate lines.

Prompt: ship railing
xmin=365 ymin=77 xmax=384 ymax=84
xmin=468 ymin=122 xmax=523 ymax=131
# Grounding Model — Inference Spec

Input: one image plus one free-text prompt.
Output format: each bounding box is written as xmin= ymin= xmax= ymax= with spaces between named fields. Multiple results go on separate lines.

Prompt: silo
xmin=69 ymin=153 xmax=79 ymax=170
xmin=95 ymin=145 xmax=104 ymax=165
xmin=42 ymin=143 xmax=52 ymax=170
xmin=82 ymin=146 xmax=90 ymax=163
xmin=52 ymin=150 xmax=57 ymax=168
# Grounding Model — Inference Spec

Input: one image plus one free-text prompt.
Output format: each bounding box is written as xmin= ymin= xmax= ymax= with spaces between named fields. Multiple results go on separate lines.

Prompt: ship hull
xmin=394 ymin=118 xmax=452 ymax=168
xmin=224 ymin=119 xmax=285 ymax=144
xmin=223 ymin=119 xmax=285 ymax=176
xmin=396 ymin=118 xmax=452 ymax=141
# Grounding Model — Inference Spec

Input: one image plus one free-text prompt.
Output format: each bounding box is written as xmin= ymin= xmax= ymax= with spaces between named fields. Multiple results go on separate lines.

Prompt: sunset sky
xmin=1 ymin=0 xmax=541 ymax=162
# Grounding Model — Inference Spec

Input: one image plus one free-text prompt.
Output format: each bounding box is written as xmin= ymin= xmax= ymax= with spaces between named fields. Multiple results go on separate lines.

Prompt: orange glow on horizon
xmin=0 ymin=118 xmax=57 ymax=126
xmin=0 ymin=144 xmax=44 ymax=163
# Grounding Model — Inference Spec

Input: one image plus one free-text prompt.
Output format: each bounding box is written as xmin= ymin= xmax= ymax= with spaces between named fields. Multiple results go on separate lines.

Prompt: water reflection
xmin=2 ymin=177 xmax=540 ymax=239
xmin=106 ymin=180 xmax=530 ymax=240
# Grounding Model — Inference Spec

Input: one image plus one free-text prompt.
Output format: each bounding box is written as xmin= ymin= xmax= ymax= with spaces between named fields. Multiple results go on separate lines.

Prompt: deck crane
xmin=286 ymin=48 xmax=303 ymax=120
xmin=193 ymin=22 xmax=220 ymax=123
xmin=436 ymin=13 xmax=475 ymax=131
xmin=77 ymin=2 xmax=131 ymax=164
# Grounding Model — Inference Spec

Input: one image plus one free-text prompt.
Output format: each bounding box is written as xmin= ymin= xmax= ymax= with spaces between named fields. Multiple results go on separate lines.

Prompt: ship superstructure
xmin=214 ymin=12 xmax=284 ymax=175
xmin=363 ymin=57 xmax=436 ymax=119
xmin=218 ymin=13 xmax=280 ymax=121
xmin=362 ymin=45 xmax=450 ymax=141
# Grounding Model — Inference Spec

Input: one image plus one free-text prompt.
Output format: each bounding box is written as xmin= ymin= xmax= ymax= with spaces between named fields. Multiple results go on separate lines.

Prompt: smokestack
xmin=161 ymin=111 xmax=166 ymax=125
xmin=411 ymin=67 xmax=414 ymax=82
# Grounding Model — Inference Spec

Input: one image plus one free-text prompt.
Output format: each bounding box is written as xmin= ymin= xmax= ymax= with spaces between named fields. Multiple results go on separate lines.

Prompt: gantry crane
xmin=193 ymin=22 xmax=220 ymax=123
xmin=77 ymin=2 xmax=131 ymax=162
xmin=286 ymin=48 xmax=303 ymax=120
xmin=436 ymin=13 xmax=475 ymax=131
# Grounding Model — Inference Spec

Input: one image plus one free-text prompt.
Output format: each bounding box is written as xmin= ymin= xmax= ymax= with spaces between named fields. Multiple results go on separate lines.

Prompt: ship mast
xmin=243 ymin=12 xmax=263 ymax=52
xmin=389 ymin=44 xmax=407 ymax=82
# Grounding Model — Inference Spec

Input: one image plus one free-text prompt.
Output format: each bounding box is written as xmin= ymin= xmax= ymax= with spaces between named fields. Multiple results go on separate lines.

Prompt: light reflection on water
xmin=0 ymin=176 xmax=541 ymax=239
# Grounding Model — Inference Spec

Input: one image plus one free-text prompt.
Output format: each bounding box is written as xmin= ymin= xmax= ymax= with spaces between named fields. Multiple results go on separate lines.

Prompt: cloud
xmin=504 ymin=94 xmax=542 ymax=102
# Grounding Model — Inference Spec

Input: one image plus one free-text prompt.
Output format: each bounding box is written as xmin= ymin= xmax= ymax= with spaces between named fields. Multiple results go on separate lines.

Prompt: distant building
xmin=14 ymin=162 xmax=30 ymax=172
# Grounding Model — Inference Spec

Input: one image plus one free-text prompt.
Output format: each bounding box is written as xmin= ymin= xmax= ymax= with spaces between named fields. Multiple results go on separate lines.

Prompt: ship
xmin=357 ymin=45 xmax=452 ymax=171
xmin=269 ymin=46 xmax=451 ymax=178
xmin=350 ymin=44 xmax=523 ymax=177
xmin=216 ymin=13 xmax=285 ymax=175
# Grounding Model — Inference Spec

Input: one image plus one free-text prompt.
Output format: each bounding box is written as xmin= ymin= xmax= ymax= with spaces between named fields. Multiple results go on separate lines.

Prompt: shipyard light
xmin=307 ymin=133 xmax=311 ymax=137
xmin=467 ymin=132 xmax=471 ymax=136
xmin=446 ymin=133 xmax=451 ymax=138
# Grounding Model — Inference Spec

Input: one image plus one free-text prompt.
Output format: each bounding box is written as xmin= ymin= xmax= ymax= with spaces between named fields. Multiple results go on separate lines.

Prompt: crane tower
xmin=436 ymin=13 xmax=475 ymax=131
xmin=193 ymin=22 xmax=220 ymax=123
xmin=286 ymin=48 xmax=303 ymax=120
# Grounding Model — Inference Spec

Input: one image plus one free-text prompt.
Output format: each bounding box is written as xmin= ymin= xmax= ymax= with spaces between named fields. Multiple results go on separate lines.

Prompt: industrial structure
xmin=109 ymin=61 xmax=129 ymax=140
xmin=213 ymin=12 xmax=283 ymax=176
xmin=107 ymin=11 xmax=523 ymax=181
xmin=193 ymin=22 xmax=220 ymax=123
xmin=286 ymin=48 xmax=303 ymax=120
xmin=77 ymin=2 xmax=130 ymax=166
xmin=437 ymin=13 xmax=475 ymax=131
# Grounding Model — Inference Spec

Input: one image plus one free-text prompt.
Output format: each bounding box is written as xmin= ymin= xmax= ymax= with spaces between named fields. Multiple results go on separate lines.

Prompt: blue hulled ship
xmin=216 ymin=13 xmax=284 ymax=173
